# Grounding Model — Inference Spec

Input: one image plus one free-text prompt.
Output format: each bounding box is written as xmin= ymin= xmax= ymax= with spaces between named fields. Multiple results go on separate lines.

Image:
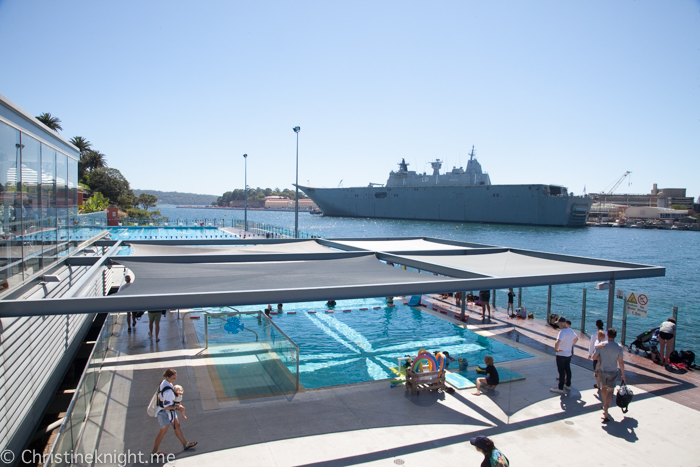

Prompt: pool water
xmin=197 ymin=298 xmax=532 ymax=390
xmin=107 ymin=226 xmax=237 ymax=240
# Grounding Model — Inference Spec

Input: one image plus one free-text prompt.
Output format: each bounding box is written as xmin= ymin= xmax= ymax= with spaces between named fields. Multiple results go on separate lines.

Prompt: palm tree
xmin=70 ymin=136 xmax=92 ymax=155
xmin=83 ymin=149 xmax=107 ymax=172
xmin=36 ymin=113 xmax=63 ymax=132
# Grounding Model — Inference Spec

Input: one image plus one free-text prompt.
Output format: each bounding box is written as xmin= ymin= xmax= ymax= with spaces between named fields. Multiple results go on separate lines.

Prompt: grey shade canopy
xmin=0 ymin=237 xmax=665 ymax=317
xmin=115 ymin=255 xmax=446 ymax=296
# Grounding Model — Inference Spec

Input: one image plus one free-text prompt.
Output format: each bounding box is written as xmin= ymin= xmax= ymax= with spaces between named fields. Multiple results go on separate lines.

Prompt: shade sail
xmin=128 ymin=240 xmax=334 ymax=256
xmin=115 ymin=255 xmax=448 ymax=296
xmin=327 ymin=239 xmax=477 ymax=252
xmin=399 ymin=251 xmax=626 ymax=278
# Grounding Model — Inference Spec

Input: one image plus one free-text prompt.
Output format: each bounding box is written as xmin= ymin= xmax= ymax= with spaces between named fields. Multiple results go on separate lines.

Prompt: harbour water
xmin=158 ymin=205 xmax=699 ymax=355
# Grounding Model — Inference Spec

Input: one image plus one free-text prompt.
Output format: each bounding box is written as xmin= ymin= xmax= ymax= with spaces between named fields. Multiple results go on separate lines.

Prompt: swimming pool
xmin=195 ymin=298 xmax=532 ymax=390
xmin=107 ymin=226 xmax=237 ymax=240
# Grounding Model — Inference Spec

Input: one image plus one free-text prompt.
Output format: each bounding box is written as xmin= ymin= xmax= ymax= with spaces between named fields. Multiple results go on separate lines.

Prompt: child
xmin=507 ymin=288 xmax=515 ymax=317
xmin=472 ymin=356 xmax=499 ymax=396
xmin=173 ymin=384 xmax=187 ymax=419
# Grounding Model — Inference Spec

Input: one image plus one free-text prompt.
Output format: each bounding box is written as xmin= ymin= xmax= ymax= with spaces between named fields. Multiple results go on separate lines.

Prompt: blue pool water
xmin=195 ymin=298 xmax=532 ymax=389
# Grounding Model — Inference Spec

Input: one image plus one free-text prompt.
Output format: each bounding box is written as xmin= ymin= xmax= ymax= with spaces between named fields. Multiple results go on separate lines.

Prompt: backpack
xmin=669 ymin=350 xmax=682 ymax=364
xmin=679 ymin=350 xmax=695 ymax=366
xmin=147 ymin=384 xmax=174 ymax=417
xmin=615 ymin=383 xmax=634 ymax=414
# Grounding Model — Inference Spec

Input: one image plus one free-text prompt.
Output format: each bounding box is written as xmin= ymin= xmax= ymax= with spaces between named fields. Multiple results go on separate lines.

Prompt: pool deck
xmin=80 ymin=302 xmax=700 ymax=467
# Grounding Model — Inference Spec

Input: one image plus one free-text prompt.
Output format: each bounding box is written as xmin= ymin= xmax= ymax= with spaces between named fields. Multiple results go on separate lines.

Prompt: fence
xmin=45 ymin=313 xmax=117 ymax=467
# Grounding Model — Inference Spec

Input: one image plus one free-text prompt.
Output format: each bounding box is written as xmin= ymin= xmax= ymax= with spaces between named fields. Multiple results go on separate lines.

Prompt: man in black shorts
xmin=478 ymin=290 xmax=491 ymax=319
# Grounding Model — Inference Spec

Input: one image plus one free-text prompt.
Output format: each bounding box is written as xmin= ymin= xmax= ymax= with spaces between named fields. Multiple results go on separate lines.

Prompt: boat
xmin=298 ymin=146 xmax=592 ymax=227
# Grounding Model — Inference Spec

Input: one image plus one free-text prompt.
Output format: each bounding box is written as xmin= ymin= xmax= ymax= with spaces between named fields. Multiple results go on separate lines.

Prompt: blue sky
xmin=1 ymin=0 xmax=698 ymax=199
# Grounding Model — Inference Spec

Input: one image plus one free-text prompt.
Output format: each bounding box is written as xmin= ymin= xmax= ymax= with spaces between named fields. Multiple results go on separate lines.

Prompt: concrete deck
xmin=78 ymin=305 xmax=700 ymax=467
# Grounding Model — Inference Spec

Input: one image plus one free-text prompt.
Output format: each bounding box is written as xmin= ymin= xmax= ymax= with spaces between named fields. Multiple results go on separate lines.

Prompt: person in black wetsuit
xmin=472 ymin=355 xmax=499 ymax=396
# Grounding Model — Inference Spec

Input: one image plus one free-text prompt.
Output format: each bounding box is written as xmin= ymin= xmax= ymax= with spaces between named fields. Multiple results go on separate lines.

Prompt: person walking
xmin=589 ymin=322 xmax=607 ymax=389
xmin=470 ymin=436 xmax=509 ymax=467
xmin=148 ymin=310 xmax=165 ymax=343
xmin=151 ymin=369 xmax=197 ymax=460
xmin=658 ymin=317 xmax=676 ymax=367
xmin=478 ymin=290 xmax=491 ymax=320
xmin=551 ymin=316 xmax=578 ymax=394
xmin=593 ymin=328 xmax=626 ymax=423
xmin=118 ymin=275 xmax=137 ymax=333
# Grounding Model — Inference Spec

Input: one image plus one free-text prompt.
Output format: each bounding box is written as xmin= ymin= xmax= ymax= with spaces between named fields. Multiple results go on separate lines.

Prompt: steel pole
xmin=295 ymin=131 xmax=299 ymax=238
xmin=518 ymin=287 xmax=522 ymax=308
xmin=671 ymin=305 xmax=678 ymax=354
xmin=581 ymin=288 xmax=587 ymax=334
xmin=621 ymin=297 xmax=628 ymax=346
xmin=460 ymin=291 xmax=466 ymax=321
xmin=546 ymin=285 xmax=552 ymax=323
xmin=244 ymin=154 xmax=248 ymax=233
xmin=606 ymin=279 xmax=615 ymax=330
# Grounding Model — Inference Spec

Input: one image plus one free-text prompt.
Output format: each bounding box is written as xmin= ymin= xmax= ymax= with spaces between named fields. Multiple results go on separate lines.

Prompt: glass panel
xmin=41 ymin=144 xmax=57 ymax=266
xmin=67 ymin=157 xmax=78 ymax=249
xmin=19 ymin=134 xmax=42 ymax=276
xmin=55 ymin=152 xmax=69 ymax=256
xmin=0 ymin=121 xmax=23 ymax=288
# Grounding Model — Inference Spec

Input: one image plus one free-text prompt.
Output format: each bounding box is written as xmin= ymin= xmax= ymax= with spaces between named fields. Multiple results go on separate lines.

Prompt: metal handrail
xmin=202 ymin=309 xmax=300 ymax=390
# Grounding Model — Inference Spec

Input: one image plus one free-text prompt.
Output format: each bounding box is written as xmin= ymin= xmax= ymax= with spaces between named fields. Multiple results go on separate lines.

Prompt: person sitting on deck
xmin=472 ymin=356 xmax=499 ymax=396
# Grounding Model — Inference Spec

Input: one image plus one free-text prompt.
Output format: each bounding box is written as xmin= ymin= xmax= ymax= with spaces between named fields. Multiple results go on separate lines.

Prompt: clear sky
xmin=1 ymin=0 xmax=698 ymax=199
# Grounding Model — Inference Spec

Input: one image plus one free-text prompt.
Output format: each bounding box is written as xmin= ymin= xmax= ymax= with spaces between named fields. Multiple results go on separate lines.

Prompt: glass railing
xmin=202 ymin=310 xmax=299 ymax=398
xmin=45 ymin=313 xmax=117 ymax=467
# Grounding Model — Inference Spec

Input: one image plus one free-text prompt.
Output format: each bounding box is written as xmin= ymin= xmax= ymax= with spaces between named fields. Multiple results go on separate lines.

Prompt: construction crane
xmin=602 ymin=171 xmax=631 ymax=194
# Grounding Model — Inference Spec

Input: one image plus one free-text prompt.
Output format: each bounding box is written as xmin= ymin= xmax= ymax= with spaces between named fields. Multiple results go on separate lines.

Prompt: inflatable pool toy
xmin=476 ymin=364 xmax=487 ymax=373
xmin=412 ymin=352 xmax=438 ymax=373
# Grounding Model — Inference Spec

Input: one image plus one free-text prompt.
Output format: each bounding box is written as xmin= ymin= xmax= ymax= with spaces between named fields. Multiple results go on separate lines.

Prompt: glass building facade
xmin=0 ymin=102 xmax=80 ymax=291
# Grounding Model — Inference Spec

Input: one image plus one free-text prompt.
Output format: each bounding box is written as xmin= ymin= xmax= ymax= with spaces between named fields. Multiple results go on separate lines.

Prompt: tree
xmin=36 ymin=113 xmax=63 ymax=132
xmin=80 ymin=192 xmax=108 ymax=213
xmin=670 ymin=204 xmax=687 ymax=210
xmin=137 ymin=193 xmax=158 ymax=210
xmin=82 ymin=149 xmax=107 ymax=172
xmin=70 ymin=136 xmax=92 ymax=155
xmin=88 ymin=167 xmax=134 ymax=209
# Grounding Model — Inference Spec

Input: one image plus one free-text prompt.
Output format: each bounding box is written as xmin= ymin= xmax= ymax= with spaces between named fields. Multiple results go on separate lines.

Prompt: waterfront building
xmin=0 ymin=93 xmax=92 ymax=460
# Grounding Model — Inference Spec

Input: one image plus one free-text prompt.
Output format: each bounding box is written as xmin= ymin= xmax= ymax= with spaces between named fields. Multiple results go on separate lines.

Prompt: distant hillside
xmin=132 ymin=190 xmax=218 ymax=206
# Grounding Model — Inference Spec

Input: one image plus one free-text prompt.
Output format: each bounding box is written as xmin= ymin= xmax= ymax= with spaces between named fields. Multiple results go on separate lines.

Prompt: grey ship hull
xmin=299 ymin=184 xmax=591 ymax=227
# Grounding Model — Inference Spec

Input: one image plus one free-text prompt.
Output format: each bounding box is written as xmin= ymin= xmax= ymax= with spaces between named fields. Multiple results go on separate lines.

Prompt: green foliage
xmin=126 ymin=208 xmax=162 ymax=219
xmin=670 ymin=204 xmax=687 ymax=210
xmin=80 ymin=192 xmax=108 ymax=213
xmin=89 ymin=167 xmax=135 ymax=209
xmin=137 ymin=193 xmax=158 ymax=210
xmin=214 ymin=187 xmax=306 ymax=206
xmin=132 ymin=189 xmax=218 ymax=206
xmin=36 ymin=112 xmax=62 ymax=131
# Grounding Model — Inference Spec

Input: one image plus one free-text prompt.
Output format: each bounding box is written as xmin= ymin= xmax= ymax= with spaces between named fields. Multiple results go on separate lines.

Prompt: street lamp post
xmin=243 ymin=153 xmax=248 ymax=233
xmin=293 ymin=126 xmax=300 ymax=238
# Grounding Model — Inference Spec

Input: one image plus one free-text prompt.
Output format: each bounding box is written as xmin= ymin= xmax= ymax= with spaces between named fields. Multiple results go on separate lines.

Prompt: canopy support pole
xmin=606 ymin=279 xmax=615 ymax=330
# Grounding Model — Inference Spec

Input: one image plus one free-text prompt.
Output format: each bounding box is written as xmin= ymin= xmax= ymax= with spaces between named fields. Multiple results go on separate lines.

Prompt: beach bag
xmin=147 ymin=391 xmax=159 ymax=417
xmin=679 ymin=350 xmax=695 ymax=366
xmin=615 ymin=383 xmax=634 ymax=413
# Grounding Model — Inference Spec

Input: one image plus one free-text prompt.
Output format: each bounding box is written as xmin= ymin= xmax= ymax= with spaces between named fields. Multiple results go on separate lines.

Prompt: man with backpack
xmin=594 ymin=328 xmax=626 ymax=423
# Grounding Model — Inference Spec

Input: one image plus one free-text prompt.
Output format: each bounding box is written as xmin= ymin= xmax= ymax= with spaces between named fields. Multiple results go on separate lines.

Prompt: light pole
xmin=243 ymin=153 xmax=248 ymax=233
xmin=293 ymin=126 xmax=300 ymax=238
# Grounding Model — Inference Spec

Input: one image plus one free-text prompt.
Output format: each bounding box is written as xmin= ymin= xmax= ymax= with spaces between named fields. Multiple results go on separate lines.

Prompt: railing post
xmin=492 ymin=289 xmax=496 ymax=309
xmin=621 ymin=297 xmax=628 ymax=346
xmin=671 ymin=305 xmax=678 ymax=354
xmin=581 ymin=288 xmax=587 ymax=334
xmin=204 ymin=313 xmax=209 ymax=350
xmin=546 ymin=285 xmax=552 ymax=323
xmin=518 ymin=287 xmax=522 ymax=308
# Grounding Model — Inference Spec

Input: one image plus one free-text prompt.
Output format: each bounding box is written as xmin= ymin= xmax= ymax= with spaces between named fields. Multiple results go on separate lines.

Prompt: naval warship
xmin=298 ymin=147 xmax=592 ymax=227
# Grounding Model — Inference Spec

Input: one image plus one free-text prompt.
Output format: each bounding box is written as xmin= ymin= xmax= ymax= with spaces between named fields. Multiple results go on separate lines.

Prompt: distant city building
xmin=591 ymin=184 xmax=695 ymax=210
xmin=624 ymin=206 xmax=688 ymax=221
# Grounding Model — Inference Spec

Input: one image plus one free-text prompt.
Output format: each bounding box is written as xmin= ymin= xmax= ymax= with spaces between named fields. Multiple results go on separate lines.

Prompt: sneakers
xmin=550 ymin=387 xmax=565 ymax=394
xmin=564 ymin=385 xmax=571 ymax=391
